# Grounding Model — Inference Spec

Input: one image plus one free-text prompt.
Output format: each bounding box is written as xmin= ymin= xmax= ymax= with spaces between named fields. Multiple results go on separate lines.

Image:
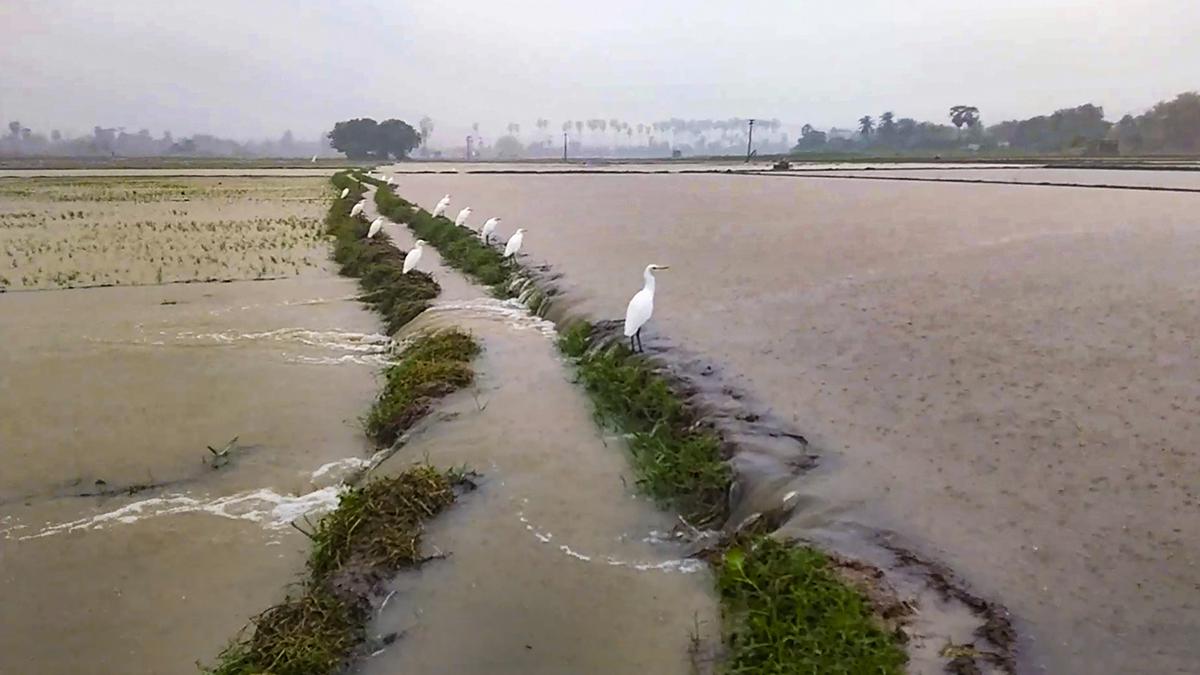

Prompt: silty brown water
xmin=351 ymin=187 xmax=720 ymax=674
xmin=387 ymin=170 xmax=1200 ymax=674
xmin=0 ymin=176 xmax=384 ymax=674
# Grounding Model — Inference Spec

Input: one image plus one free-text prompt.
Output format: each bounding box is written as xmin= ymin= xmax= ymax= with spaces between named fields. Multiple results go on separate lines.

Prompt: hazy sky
xmin=2 ymin=0 xmax=1196 ymax=143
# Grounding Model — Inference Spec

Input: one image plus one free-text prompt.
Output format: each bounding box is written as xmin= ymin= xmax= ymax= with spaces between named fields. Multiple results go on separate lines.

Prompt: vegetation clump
xmin=205 ymin=466 xmax=466 ymax=675
xmin=365 ymin=328 xmax=479 ymax=446
xmin=326 ymin=172 xmax=440 ymax=332
xmin=717 ymin=535 xmax=908 ymax=674
xmin=204 ymin=176 xmax=480 ymax=675
xmin=557 ymin=321 xmax=730 ymax=525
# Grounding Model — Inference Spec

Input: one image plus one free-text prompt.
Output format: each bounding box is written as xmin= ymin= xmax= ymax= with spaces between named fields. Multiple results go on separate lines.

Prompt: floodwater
xmin=0 ymin=176 xmax=383 ymax=673
xmin=360 ymin=306 xmax=717 ymax=675
xmin=354 ymin=190 xmax=719 ymax=674
xmin=787 ymin=167 xmax=1200 ymax=190
xmin=3 ymin=172 xmax=721 ymax=674
xmin=387 ymin=170 xmax=1200 ymax=674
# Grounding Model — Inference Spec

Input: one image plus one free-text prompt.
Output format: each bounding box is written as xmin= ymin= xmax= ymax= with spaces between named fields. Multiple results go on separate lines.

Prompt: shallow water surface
xmin=386 ymin=170 xmax=1200 ymax=674
xmin=359 ymin=302 xmax=718 ymax=675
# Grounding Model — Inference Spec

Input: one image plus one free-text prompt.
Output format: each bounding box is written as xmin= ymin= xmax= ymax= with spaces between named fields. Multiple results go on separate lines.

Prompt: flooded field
xmin=0 ymin=176 xmax=330 ymax=289
xmin=2 ymin=173 xmax=721 ymax=674
xmin=0 ymin=176 xmax=383 ymax=673
xmin=787 ymin=167 xmax=1200 ymax=190
xmin=388 ymin=170 xmax=1200 ymax=674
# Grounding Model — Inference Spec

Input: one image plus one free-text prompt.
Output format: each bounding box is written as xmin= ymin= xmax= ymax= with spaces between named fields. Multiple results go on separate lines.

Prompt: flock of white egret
xmin=355 ymin=175 xmax=664 ymax=353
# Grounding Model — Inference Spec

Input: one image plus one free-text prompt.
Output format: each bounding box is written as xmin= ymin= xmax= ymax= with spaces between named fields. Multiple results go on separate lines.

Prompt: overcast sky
xmin=1 ymin=0 xmax=1196 ymax=143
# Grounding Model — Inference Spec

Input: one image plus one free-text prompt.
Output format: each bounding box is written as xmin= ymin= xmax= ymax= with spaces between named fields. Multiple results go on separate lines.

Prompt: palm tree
xmin=858 ymin=115 xmax=875 ymax=138
xmin=878 ymin=111 xmax=896 ymax=138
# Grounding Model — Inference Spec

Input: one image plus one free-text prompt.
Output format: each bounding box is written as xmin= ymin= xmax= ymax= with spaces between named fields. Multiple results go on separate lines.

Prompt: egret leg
xmin=635 ymin=328 xmax=643 ymax=353
xmin=629 ymin=334 xmax=636 ymax=352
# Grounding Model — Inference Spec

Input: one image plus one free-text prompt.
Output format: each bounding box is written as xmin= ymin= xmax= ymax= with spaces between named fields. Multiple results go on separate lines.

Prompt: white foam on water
xmin=421 ymin=298 xmax=557 ymax=338
xmin=310 ymin=457 xmax=374 ymax=483
xmin=20 ymin=485 xmax=345 ymax=540
xmin=183 ymin=327 xmax=392 ymax=352
xmin=516 ymin=511 xmax=704 ymax=574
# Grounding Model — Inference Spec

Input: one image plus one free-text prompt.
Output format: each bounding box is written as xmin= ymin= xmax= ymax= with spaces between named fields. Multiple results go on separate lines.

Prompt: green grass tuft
xmin=325 ymin=173 xmax=440 ymax=333
xmin=557 ymin=321 xmax=730 ymax=524
xmin=365 ymin=329 xmax=480 ymax=447
xmin=718 ymin=536 xmax=907 ymax=674
xmin=204 ymin=466 xmax=465 ymax=675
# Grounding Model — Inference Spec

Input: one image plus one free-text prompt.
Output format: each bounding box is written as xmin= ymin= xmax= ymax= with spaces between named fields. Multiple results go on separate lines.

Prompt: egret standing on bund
xmin=339 ymin=187 xmax=349 ymax=199
xmin=624 ymin=264 xmax=668 ymax=353
xmin=432 ymin=194 xmax=451 ymax=218
xmin=367 ymin=217 xmax=384 ymax=238
xmin=504 ymin=228 xmax=526 ymax=258
xmin=350 ymin=201 xmax=364 ymax=218
xmin=454 ymin=207 xmax=472 ymax=228
xmin=480 ymin=217 xmax=500 ymax=244
xmin=403 ymin=240 xmax=425 ymax=274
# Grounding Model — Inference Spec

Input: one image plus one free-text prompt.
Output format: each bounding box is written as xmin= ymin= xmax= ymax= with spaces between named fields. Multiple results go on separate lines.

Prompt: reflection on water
xmin=386 ymin=170 xmax=1200 ymax=674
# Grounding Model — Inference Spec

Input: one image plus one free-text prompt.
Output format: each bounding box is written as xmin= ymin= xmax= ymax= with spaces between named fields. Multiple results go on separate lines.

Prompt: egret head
xmin=647 ymin=263 xmax=669 ymax=272
xmin=415 ymin=239 xmax=426 ymax=247
xmin=515 ymin=228 xmax=526 ymax=234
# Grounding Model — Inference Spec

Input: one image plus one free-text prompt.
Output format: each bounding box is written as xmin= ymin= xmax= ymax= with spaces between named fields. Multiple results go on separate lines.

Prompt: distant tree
xmin=377 ymin=119 xmax=421 ymax=159
xmin=575 ymin=120 xmax=583 ymax=137
xmin=791 ymin=124 xmax=828 ymax=152
xmin=949 ymin=105 xmax=980 ymax=132
xmin=878 ymin=111 xmax=896 ymax=141
xmin=328 ymin=118 xmax=381 ymax=159
xmin=858 ymin=115 xmax=875 ymax=137
xmin=51 ymin=129 xmax=62 ymax=142
xmin=327 ymin=118 xmax=419 ymax=159
xmin=562 ymin=120 xmax=571 ymax=132
xmin=494 ymin=135 xmax=523 ymax=159
xmin=7 ymin=121 xmax=20 ymax=138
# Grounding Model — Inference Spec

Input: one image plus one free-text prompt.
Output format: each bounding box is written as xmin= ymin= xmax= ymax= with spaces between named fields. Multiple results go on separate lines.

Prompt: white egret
xmin=623 ymin=264 xmax=669 ymax=353
xmin=503 ymin=228 xmax=526 ymax=258
xmin=310 ymin=155 xmax=317 ymax=163
xmin=480 ymin=217 xmax=500 ymax=244
xmin=350 ymin=202 xmax=364 ymax=218
xmin=368 ymin=217 xmax=384 ymax=238
xmin=454 ymin=207 xmax=472 ymax=228
xmin=432 ymin=194 xmax=451 ymax=218
xmin=339 ymin=187 xmax=349 ymax=199
xmin=403 ymin=240 xmax=425 ymax=274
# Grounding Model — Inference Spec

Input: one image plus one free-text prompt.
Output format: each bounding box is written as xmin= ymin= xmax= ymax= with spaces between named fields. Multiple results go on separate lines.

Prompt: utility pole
xmin=745 ymin=119 xmax=755 ymax=162
xmin=466 ymin=135 xmax=473 ymax=160
xmin=562 ymin=132 xmax=568 ymax=161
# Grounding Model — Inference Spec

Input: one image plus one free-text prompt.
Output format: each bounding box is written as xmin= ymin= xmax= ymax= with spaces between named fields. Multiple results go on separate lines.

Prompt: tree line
xmin=0 ymin=124 xmax=329 ymax=158
xmin=793 ymin=91 xmax=1200 ymax=155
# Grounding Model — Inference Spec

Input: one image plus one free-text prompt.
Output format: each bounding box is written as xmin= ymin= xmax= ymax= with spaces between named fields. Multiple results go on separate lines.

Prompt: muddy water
xmin=0 ymin=174 xmax=388 ymax=674
xmin=359 ymin=303 xmax=717 ymax=675
xmin=345 ymin=193 xmax=719 ymax=673
xmin=388 ymin=171 xmax=1200 ymax=673
xmin=788 ymin=167 xmax=1200 ymax=190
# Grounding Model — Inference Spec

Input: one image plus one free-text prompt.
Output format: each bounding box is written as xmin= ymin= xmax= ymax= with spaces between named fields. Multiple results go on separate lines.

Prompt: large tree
xmin=327 ymin=118 xmax=420 ymax=159
xmin=377 ymin=119 xmax=420 ymax=159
